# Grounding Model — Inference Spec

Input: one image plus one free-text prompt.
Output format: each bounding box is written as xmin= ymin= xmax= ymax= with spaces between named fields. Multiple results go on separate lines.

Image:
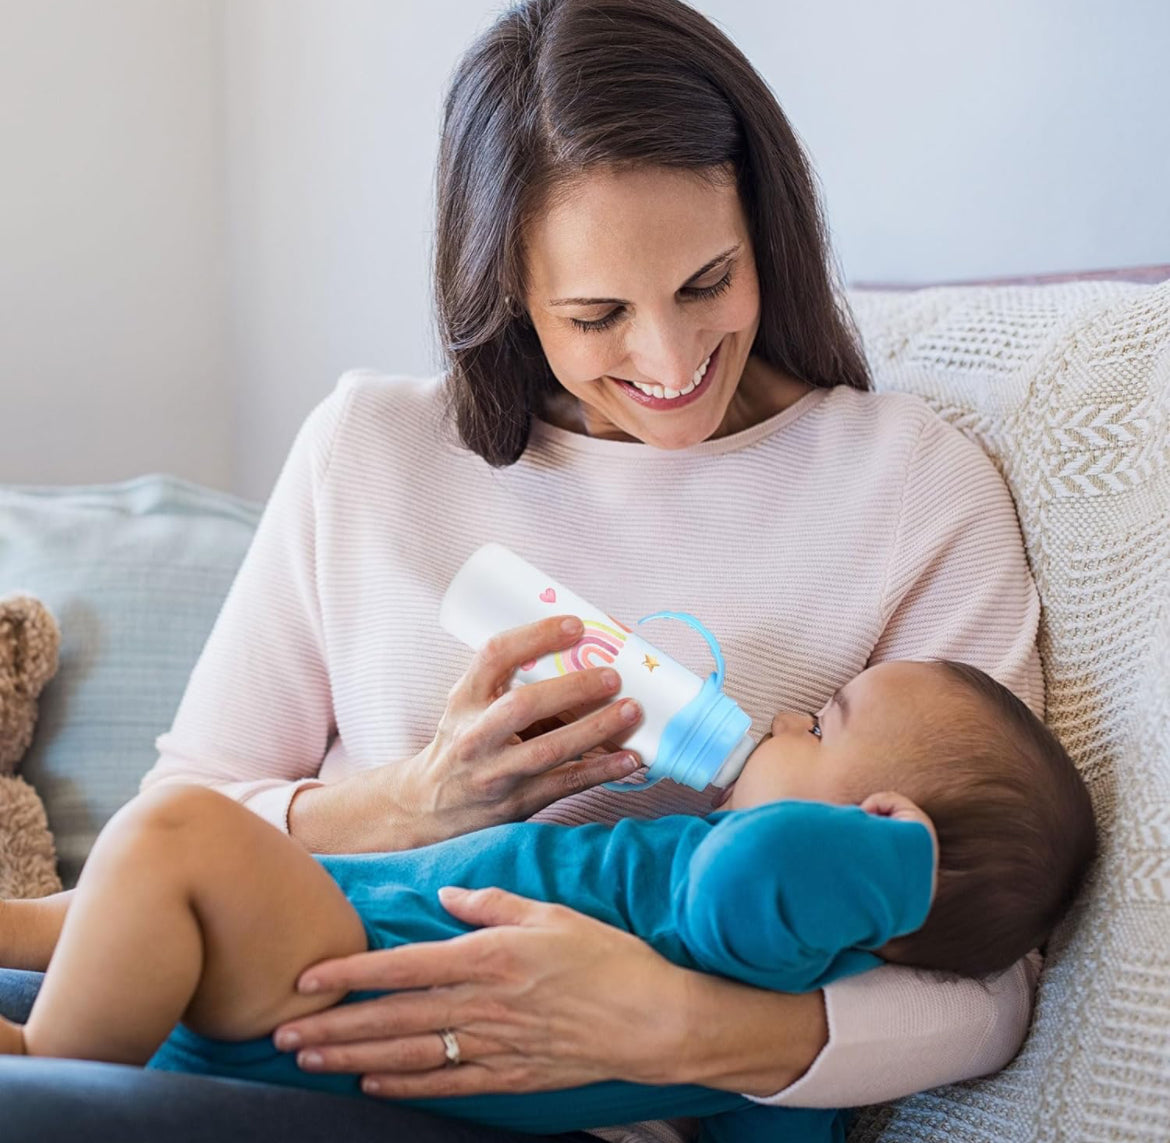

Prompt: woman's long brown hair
xmin=434 ymin=0 xmax=870 ymax=466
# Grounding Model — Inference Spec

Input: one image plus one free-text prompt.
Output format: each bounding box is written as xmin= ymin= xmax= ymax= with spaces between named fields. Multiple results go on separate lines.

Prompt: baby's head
xmin=721 ymin=659 xmax=1097 ymax=978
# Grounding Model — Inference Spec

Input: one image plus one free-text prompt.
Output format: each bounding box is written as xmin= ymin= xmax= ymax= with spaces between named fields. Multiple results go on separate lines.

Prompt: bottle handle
xmin=635 ymin=610 xmax=727 ymax=689
xmin=600 ymin=610 xmax=727 ymax=793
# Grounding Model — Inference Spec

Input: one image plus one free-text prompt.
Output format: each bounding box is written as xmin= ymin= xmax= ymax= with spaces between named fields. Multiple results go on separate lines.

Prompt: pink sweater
xmin=143 ymin=371 xmax=1043 ymax=1117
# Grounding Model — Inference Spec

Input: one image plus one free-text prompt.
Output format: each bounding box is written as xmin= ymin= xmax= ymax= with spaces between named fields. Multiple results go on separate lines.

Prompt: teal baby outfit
xmin=148 ymin=800 xmax=934 ymax=1142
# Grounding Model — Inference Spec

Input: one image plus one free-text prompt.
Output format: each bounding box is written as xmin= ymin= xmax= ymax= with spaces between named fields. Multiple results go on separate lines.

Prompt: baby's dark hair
xmin=882 ymin=661 xmax=1097 ymax=979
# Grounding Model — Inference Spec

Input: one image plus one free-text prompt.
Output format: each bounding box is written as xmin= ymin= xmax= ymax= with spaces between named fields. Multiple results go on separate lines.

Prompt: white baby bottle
xmin=438 ymin=543 xmax=757 ymax=792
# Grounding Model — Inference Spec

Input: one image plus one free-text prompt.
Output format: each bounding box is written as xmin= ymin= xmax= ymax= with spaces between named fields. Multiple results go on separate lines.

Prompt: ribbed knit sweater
xmin=142 ymin=370 xmax=1044 ymax=1129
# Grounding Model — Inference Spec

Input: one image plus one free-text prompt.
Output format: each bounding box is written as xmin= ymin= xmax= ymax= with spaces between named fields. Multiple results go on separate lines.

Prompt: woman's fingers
xmin=503 ymin=696 xmax=642 ymax=780
xmin=295 ymin=942 xmax=476 ymax=996
xmin=459 ymin=615 xmax=583 ymax=705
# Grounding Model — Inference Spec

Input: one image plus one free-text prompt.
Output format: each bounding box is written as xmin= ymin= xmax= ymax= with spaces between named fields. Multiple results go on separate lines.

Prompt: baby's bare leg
xmin=0 ymin=890 xmax=74 ymax=971
xmin=11 ymin=785 xmax=367 ymax=1064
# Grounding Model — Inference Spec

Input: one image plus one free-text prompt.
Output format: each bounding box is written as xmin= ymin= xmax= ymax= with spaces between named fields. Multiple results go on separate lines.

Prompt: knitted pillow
xmin=844 ymin=278 xmax=1170 ymax=1141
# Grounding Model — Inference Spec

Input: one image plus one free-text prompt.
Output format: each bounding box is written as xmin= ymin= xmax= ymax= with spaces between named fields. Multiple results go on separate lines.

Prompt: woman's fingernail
xmin=621 ymin=753 xmax=641 ymax=773
xmin=300 ymin=976 xmax=320 ymax=994
xmin=562 ymin=617 xmax=583 ymax=635
xmin=299 ymin=1050 xmax=324 ymax=1069
xmin=363 ymin=1078 xmax=381 ymax=1094
xmin=275 ymin=1030 xmax=301 ymax=1050
xmin=620 ymin=700 xmax=640 ymax=723
xmin=601 ymin=668 xmax=620 ymax=690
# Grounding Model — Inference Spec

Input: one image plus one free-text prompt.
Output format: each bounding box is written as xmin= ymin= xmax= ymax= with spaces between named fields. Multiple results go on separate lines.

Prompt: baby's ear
xmin=0 ymin=595 xmax=61 ymax=696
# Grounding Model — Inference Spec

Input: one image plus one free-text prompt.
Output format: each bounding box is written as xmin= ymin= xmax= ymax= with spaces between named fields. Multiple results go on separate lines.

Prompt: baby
xmin=0 ymin=658 xmax=1096 ymax=1143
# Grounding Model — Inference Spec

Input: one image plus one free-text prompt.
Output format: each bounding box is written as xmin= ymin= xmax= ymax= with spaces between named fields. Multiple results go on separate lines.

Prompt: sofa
xmin=1 ymin=267 xmax=1168 ymax=1141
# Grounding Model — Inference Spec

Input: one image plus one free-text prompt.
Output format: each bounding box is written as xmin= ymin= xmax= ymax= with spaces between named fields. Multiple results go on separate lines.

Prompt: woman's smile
xmin=610 ymin=339 xmax=722 ymax=411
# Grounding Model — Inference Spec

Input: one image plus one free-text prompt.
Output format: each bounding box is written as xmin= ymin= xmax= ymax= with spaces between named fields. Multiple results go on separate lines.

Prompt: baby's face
xmin=719 ymin=660 xmax=955 ymax=812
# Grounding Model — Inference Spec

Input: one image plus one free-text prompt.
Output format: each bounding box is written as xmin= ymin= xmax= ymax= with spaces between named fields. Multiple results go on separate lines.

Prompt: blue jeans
xmin=0 ymin=969 xmax=597 ymax=1143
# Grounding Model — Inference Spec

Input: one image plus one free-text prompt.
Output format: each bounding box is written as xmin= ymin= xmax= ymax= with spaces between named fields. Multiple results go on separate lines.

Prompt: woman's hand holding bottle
xmin=289 ymin=615 xmax=642 ymax=853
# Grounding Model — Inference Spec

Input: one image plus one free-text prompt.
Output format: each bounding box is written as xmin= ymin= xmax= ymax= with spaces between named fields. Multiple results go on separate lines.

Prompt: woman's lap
xmin=0 ymin=969 xmax=595 ymax=1143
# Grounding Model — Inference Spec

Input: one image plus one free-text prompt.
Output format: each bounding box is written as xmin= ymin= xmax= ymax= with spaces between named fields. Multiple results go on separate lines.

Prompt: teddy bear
xmin=0 ymin=593 xmax=63 ymax=899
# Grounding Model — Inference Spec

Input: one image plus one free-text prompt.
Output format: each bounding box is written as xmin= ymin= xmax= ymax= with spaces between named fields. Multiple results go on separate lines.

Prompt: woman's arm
xmin=139 ymin=380 xmax=355 ymax=833
xmin=752 ymin=953 xmax=1041 ymax=1107
xmin=272 ymin=885 xmax=831 ymax=1098
xmin=141 ymin=377 xmax=641 ymax=853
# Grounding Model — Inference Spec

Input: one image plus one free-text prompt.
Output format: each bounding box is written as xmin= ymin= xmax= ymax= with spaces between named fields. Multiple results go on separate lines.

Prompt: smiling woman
xmin=434 ymin=0 xmax=870 ymax=463
xmin=0 ymin=1 xmax=1051 ymax=1142
xmin=524 ymin=167 xmax=815 ymax=448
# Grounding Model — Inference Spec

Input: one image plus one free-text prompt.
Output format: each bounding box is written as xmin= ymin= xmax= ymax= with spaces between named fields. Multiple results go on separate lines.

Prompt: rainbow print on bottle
xmin=439 ymin=544 xmax=757 ymax=792
xmin=553 ymin=616 xmax=631 ymax=675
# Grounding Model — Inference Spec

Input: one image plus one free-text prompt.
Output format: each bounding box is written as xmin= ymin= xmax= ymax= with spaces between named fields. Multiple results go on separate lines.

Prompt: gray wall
xmin=2 ymin=0 xmax=1168 ymax=499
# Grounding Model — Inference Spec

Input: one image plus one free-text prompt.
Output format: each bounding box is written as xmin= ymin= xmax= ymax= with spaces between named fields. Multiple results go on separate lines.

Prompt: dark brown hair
xmin=884 ymin=661 xmax=1098 ymax=979
xmin=433 ymin=0 xmax=871 ymax=466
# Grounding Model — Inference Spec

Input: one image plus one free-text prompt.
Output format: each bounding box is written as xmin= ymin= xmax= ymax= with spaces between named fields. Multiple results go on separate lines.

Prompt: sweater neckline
xmin=527 ymin=386 xmax=830 ymax=460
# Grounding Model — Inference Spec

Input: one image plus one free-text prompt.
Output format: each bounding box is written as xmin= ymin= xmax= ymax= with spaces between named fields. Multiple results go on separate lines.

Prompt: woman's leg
xmin=1 ymin=784 xmax=367 ymax=1064
xmin=0 ymin=891 xmax=74 ymax=970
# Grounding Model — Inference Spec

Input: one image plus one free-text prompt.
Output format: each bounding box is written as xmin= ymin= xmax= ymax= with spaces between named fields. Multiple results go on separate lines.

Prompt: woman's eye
xmin=808 ymin=713 xmax=822 ymax=739
xmin=569 ymin=269 xmax=735 ymax=334
xmin=571 ymin=310 xmax=623 ymax=334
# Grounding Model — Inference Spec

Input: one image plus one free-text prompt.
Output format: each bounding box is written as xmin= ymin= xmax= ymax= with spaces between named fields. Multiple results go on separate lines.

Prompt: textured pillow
xmin=0 ymin=475 xmax=261 ymax=887
xmin=844 ymin=279 xmax=1170 ymax=1140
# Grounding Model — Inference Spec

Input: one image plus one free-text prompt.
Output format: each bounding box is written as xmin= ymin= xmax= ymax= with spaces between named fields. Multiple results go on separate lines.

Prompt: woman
xmin=1 ymin=1 xmax=1042 ymax=1141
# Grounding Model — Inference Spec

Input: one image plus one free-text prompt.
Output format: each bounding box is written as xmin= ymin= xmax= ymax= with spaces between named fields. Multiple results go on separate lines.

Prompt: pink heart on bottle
xmin=539 ymin=587 xmax=556 ymax=603
xmin=520 ymin=658 xmax=537 ymax=671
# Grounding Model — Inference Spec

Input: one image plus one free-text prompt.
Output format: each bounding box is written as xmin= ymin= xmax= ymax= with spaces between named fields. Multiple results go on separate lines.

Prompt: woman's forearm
xmin=287 ymin=772 xmax=422 ymax=854
xmin=672 ymin=971 xmax=828 ymax=1098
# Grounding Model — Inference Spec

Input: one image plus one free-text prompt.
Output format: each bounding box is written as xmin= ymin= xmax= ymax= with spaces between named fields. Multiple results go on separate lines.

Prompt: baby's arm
xmin=0 ymin=891 xmax=73 ymax=971
xmin=3 ymin=786 xmax=367 ymax=1063
xmin=677 ymin=801 xmax=935 ymax=992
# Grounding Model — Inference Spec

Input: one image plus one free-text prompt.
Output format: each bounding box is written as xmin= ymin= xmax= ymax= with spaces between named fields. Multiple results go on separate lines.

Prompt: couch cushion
xmin=0 ymin=475 xmax=260 ymax=887
xmin=845 ymin=278 xmax=1170 ymax=1140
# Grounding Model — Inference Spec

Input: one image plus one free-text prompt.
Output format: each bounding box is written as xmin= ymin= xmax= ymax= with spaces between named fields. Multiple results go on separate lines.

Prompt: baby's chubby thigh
xmin=92 ymin=784 xmax=369 ymax=1041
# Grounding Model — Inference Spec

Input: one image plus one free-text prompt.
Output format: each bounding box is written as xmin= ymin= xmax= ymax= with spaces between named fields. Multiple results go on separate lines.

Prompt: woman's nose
xmin=625 ymin=315 xmax=702 ymax=392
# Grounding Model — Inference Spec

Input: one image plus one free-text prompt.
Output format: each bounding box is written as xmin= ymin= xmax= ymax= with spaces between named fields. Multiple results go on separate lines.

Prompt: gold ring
xmin=439 ymin=1028 xmax=462 ymax=1067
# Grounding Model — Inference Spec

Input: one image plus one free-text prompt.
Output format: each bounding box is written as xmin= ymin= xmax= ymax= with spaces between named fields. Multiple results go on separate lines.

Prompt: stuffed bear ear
xmin=0 ymin=594 xmax=61 ymax=698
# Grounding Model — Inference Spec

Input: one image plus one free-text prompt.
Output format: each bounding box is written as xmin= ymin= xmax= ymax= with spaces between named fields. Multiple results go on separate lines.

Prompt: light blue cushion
xmin=0 ymin=475 xmax=261 ymax=887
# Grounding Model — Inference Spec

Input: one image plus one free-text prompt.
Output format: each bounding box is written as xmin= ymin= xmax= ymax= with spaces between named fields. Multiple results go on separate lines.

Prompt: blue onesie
xmin=148 ymin=800 xmax=934 ymax=1143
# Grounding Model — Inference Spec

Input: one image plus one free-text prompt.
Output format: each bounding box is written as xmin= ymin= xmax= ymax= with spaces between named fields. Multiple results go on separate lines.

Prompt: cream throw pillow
xmin=844 ymin=279 xmax=1170 ymax=1142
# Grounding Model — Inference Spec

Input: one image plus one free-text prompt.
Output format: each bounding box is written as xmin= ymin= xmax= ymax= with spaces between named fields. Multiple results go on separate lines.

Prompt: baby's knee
xmin=98 ymin=785 xmax=233 ymax=862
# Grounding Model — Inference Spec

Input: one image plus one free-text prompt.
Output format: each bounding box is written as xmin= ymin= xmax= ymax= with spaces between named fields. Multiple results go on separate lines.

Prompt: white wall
xmin=0 ymin=0 xmax=230 ymax=489
xmin=3 ymin=1 xmax=1168 ymax=500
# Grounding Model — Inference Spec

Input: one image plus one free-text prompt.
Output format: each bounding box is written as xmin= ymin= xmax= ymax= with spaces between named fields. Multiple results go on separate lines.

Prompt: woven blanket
xmin=844 ymin=279 xmax=1170 ymax=1142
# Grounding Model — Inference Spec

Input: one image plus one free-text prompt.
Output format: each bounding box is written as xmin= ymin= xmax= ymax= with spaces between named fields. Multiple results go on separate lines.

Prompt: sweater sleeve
xmin=678 ymin=804 xmax=934 ymax=993
xmin=753 ymin=409 xmax=1044 ymax=1108
xmin=139 ymin=379 xmax=355 ymax=832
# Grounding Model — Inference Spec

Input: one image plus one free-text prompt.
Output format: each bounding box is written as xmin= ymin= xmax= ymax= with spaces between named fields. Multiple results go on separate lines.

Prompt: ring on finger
xmin=438 ymin=1028 xmax=462 ymax=1067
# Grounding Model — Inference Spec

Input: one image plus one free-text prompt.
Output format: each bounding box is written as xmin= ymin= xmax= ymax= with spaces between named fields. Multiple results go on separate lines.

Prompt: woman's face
xmin=522 ymin=165 xmax=779 ymax=449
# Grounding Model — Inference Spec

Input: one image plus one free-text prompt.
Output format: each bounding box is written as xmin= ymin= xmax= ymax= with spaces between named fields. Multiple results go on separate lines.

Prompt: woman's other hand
xmin=289 ymin=616 xmax=642 ymax=852
xmin=273 ymin=886 xmax=695 ymax=1097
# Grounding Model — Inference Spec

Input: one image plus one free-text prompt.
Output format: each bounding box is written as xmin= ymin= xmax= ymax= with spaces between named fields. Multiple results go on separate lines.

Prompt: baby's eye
xmin=808 ymin=712 xmax=822 ymax=739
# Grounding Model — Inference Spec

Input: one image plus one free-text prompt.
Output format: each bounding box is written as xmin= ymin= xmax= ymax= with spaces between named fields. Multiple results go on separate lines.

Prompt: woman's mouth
xmin=611 ymin=340 xmax=721 ymax=410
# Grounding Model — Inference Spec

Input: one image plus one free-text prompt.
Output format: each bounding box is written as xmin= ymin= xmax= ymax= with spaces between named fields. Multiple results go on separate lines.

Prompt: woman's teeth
xmin=628 ymin=352 xmax=712 ymax=399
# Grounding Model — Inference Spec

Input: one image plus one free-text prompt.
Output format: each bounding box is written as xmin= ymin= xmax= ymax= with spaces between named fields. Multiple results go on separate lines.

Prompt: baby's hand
xmin=860 ymin=791 xmax=939 ymax=904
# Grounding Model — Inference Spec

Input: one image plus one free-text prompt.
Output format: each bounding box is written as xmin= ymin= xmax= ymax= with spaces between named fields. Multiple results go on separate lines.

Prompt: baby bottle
xmin=438 ymin=543 xmax=757 ymax=792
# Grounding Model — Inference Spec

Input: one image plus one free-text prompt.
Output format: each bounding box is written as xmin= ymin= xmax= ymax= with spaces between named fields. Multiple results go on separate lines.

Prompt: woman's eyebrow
xmin=547 ymin=244 xmax=742 ymax=307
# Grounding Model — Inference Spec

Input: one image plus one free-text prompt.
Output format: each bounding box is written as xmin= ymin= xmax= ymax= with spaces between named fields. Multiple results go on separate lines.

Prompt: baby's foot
xmin=0 ymin=1013 xmax=28 ymax=1055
